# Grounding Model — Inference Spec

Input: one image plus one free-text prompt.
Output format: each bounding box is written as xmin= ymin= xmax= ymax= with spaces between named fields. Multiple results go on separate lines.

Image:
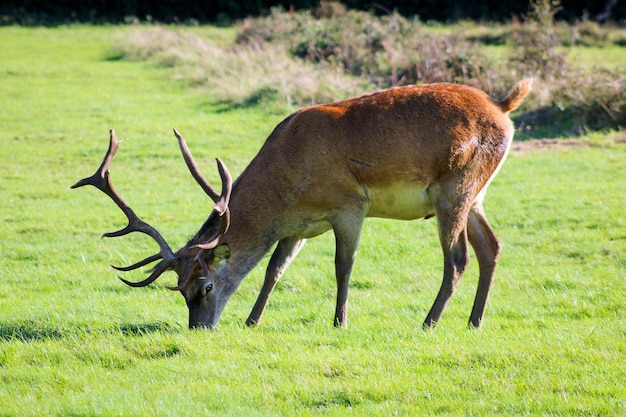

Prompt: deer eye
xmin=201 ymin=282 xmax=214 ymax=297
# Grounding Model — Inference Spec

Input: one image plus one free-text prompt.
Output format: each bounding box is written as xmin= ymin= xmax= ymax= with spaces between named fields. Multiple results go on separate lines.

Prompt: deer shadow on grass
xmin=0 ymin=320 xmax=177 ymax=342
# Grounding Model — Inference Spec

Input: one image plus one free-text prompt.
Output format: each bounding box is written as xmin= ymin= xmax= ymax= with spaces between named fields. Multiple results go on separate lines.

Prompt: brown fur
xmin=77 ymin=79 xmax=532 ymax=330
xmin=186 ymin=79 xmax=532 ymax=329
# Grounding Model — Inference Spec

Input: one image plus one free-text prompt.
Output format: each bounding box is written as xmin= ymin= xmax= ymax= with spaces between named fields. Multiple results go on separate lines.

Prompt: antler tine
xmin=173 ymin=129 xmax=233 ymax=251
xmin=111 ymin=253 xmax=163 ymax=272
xmin=212 ymin=158 xmax=233 ymax=216
xmin=173 ymin=128 xmax=221 ymax=202
xmin=194 ymin=208 xmax=230 ymax=250
xmin=197 ymin=250 xmax=210 ymax=278
xmin=72 ymin=130 xmax=177 ymax=271
xmin=71 ymin=129 xmax=121 ymax=191
xmin=165 ymin=256 xmax=197 ymax=291
xmin=192 ymin=161 xmax=232 ymax=250
xmin=118 ymin=260 xmax=173 ymax=288
xmin=166 ymin=249 xmax=211 ymax=291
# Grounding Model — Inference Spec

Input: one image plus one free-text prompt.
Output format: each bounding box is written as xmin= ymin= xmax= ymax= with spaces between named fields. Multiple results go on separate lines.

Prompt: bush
xmin=514 ymin=66 xmax=626 ymax=137
xmin=236 ymin=7 xmax=500 ymax=91
xmin=114 ymin=2 xmax=625 ymax=136
xmin=233 ymin=2 xmax=624 ymax=135
xmin=114 ymin=27 xmax=370 ymax=109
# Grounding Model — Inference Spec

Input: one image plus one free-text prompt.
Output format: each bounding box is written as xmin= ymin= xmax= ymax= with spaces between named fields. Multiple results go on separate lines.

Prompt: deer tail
xmin=497 ymin=79 xmax=533 ymax=114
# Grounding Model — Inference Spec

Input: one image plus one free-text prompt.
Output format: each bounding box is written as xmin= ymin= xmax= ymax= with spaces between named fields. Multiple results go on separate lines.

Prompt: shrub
xmin=509 ymin=0 xmax=567 ymax=82
xmin=235 ymin=1 xmax=625 ymax=135
xmin=114 ymin=27 xmax=370 ymax=108
xmin=236 ymin=7 xmax=505 ymax=94
xmin=553 ymin=68 xmax=625 ymax=132
xmin=115 ymin=3 xmax=625 ymax=136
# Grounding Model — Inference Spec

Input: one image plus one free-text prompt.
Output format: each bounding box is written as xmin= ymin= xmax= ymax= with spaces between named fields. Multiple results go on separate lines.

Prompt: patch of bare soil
xmin=512 ymin=138 xmax=589 ymax=155
xmin=512 ymin=134 xmax=626 ymax=155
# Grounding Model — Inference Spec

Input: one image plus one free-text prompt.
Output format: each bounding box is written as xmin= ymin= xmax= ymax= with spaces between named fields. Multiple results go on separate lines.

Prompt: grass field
xmin=1 ymin=25 xmax=625 ymax=416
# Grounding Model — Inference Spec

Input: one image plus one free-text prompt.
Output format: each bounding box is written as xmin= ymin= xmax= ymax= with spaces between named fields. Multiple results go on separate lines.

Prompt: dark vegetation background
xmin=105 ymin=0 xmax=624 ymax=137
xmin=2 ymin=0 xmax=624 ymax=136
xmin=1 ymin=0 xmax=624 ymax=25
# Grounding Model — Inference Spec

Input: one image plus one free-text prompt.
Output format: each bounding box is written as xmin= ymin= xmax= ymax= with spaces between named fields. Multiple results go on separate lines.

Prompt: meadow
xmin=0 ymin=23 xmax=625 ymax=416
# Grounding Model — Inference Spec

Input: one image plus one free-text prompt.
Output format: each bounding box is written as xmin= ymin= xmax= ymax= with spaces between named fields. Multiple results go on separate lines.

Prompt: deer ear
xmin=213 ymin=244 xmax=231 ymax=261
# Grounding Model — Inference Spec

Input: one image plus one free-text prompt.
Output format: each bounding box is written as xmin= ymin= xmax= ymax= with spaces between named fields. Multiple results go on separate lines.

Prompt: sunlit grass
xmin=0 ymin=25 xmax=625 ymax=416
xmin=567 ymin=45 xmax=626 ymax=69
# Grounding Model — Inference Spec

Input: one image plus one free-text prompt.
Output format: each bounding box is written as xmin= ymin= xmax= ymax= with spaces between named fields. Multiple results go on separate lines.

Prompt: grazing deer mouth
xmin=190 ymin=321 xmax=215 ymax=330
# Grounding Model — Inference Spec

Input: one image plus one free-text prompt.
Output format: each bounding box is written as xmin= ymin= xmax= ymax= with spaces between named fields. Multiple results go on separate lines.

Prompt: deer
xmin=72 ymin=79 xmax=532 ymax=330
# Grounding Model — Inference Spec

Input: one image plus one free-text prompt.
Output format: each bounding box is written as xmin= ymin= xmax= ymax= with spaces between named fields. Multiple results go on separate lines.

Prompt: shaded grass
xmin=0 ymin=25 xmax=625 ymax=416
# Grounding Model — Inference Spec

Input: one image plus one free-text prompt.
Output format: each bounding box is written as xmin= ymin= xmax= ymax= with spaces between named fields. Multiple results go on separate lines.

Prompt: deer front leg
xmin=332 ymin=210 xmax=365 ymax=328
xmin=246 ymin=237 xmax=306 ymax=326
xmin=466 ymin=203 xmax=501 ymax=328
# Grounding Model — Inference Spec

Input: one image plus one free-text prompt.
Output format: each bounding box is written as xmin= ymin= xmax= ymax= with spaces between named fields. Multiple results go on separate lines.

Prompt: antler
xmin=173 ymin=129 xmax=232 ymax=250
xmin=71 ymin=130 xmax=177 ymax=287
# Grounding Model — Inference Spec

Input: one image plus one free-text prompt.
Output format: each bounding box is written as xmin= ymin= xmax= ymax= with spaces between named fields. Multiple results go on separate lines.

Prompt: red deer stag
xmin=73 ymin=79 xmax=532 ymax=330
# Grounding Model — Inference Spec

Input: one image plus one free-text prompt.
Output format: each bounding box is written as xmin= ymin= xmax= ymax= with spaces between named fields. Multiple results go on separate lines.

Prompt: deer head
xmin=72 ymin=129 xmax=233 ymax=329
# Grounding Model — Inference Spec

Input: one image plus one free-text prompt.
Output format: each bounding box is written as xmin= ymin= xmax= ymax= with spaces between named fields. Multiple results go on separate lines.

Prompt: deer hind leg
xmin=423 ymin=186 xmax=473 ymax=329
xmin=466 ymin=202 xmax=501 ymax=328
xmin=245 ymin=237 xmax=306 ymax=326
xmin=331 ymin=209 xmax=366 ymax=328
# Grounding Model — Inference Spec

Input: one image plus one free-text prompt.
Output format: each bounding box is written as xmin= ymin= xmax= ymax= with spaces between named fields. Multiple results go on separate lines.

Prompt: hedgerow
xmin=115 ymin=1 xmax=625 ymax=137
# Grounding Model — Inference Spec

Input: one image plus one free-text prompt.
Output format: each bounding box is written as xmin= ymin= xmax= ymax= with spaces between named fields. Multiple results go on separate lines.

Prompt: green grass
xmin=567 ymin=44 xmax=626 ymax=70
xmin=1 ymin=25 xmax=625 ymax=416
